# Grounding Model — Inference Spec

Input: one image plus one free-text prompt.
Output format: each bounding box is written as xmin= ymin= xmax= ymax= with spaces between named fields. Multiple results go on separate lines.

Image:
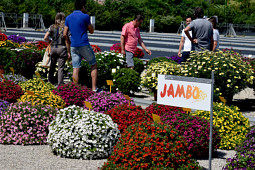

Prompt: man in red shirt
xmin=121 ymin=15 xmax=151 ymax=69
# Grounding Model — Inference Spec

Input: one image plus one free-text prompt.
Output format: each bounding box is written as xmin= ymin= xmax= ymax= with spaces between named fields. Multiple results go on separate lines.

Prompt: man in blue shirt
xmin=64 ymin=0 xmax=99 ymax=92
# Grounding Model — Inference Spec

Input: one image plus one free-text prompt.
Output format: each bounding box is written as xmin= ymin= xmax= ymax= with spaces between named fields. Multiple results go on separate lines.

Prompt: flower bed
xmin=105 ymin=104 xmax=152 ymax=133
xmin=0 ymin=102 xmax=57 ymax=145
xmin=0 ymin=73 xmax=27 ymax=84
xmin=18 ymin=89 xmax=65 ymax=109
xmin=110 ymin=43 xmax=144 ymax=58
xmin=0 ymin=99 xmax=10 ymax=116
xmin=47 ymin=105 xmax=120 ymax=159
xmin=7 ymin=35 xmax=26 ymax=44
xmin=19 ymin=78 xmax=55 ymax=92
xmin=52 ymin=83 xmax=93 ymax=107
xmin=148 ymin=56 xmax=180 ymax=65
xmin=192 ymin=102 xmax=250 ymax=150
xmin=101 ymin=121 xmax=201 ymax=169
xmin=146 ymin=103 xmax=221 ymax=158
xmin=112 ymin=68 xmax=141 ymax=95
xmin=0 ymin=80 xmax=24 ymax=103
xmin=91 ymin=45 xmax=101 ymax=53
xmin=84 ymin=91 xmax=135 ymax=113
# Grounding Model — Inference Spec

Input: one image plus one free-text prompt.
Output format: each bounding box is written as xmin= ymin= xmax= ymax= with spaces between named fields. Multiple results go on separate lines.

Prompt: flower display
xmin=110 ymin=43 xmax=144 ymax=58
xmin=91 ymin=44 xmax=101 ymax=53
xmin=133 ymin=58 xmax=145 ymax=74
xmin=101 ymin=121 xmax=201 ymax=169
xmin=148 ymin=56 xmax=179 ymax=65
xmin=7 ymin=35 xmax=26 ymax=44
xmin=112 ymin=68 xmax=141 ymax=95
xmin=180 ymin=50 xmax=254 ymax=102
xmin=224 ymin=126 xmax=255 ymax=169
xmin=85 ymin=91 xmax=135 ymax=113
xmin=0 ymin=33 xmax=7 ymax=41
xmin=52 ymin=83 xmax=93 ymax=107
xmin=0 ymin=73 xmax=27 ymax=84
xmin=146 ymin=103 xmax=221 ymax=158
xmin=47 ymin=105 xmax=120 ymax=159
xmin=18 ymin=89 xmax=66 ymax=109
xmin=36 ymin=41 xmax=49 ymax=50
xmin=0 ymin=99 xmax=10 ymax=116
xmin=19 ymin=78 xmax=56 ymax=92
xmin=141 ymin=61 xmax=180 ymax=91
xmin=0 ymin=102 xmax=57 ymax=145
xmin=133 ymin=47 xmax=144 ymax=58
xmin=0 ymin=40 xmax=20 ymax=48
xmin=105 ymin=104 xmax=152 ymax=133
xmin=0 ymin=80 xmax=24 ymax=103
xmin=192 ymin=102 xmax=250 ymax=150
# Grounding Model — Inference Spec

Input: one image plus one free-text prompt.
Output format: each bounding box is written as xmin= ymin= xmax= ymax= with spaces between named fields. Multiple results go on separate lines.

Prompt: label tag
xmin=40 ymin=79 xmax=45 ymax=85
xmin=26 ymin=91 xmax=35 ymax=96
xmin=152 ymin=113 xmax=161 ymax=123
xmin=84 ymin=101 xmax=92 ymax=111
xmin=35 ymin=72 xmax=41 ymax=78
xmin=10 ymin=67 xmax=14 ymax=75
xmin=124 ymin=95 xmax=131 ymax=105
xmin=219 ymin=96 xmax=226 ymax=104
xmin=112 ymin=68 xmax=116 ymax=73
xmin=182 ymin=108 xmax=191 ymax=113
xmin=106 ymin=80 xmax=113 ymax=86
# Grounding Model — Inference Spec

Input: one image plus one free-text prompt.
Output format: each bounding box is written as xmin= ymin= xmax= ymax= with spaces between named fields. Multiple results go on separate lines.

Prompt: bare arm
xmin=212 ymin=40 xmax=217 ymax=52
xmin=44 ymin=32 xmax=50 ymax=43
xmin=178 ymin=36 xmax=185 ymax=57
xmin=63 ymin=26 xmax=71 ymax=60
xmin=120 ymin=35 xmax=125 ymax=55
xmin=138 ymin=38 xmax=151 ymax=55
xmin=88 ymin=24 xmax=94 ymax=34
xmin=184 ymin=26 xmax=197 ymax=44
xmin=210 ymin=35 xmax=214 ymax=51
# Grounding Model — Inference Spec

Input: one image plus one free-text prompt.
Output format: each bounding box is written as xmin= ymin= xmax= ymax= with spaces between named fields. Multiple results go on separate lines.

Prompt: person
xmin=184 ymin=7 xmax=213 ymax=51
xmin=121 ymin=14 xmax=151 ymax=69
xmin=209 ymin=16 xmax=220 ymax=52
xmin=44 ymin=12 xmax=70 ymax=87
xmin=178 ymin=17 xmax=192 ymax=63
xmin=63 ymin=0 xmax=99 ymax=92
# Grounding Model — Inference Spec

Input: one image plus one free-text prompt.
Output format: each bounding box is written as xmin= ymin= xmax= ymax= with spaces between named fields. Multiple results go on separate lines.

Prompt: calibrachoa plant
xmin=0 ymin=33 xmax=7 ymax=41
xmin=0 ymin=102 xmax=57 ymax=145
xmin=18 ymin=89 xmax=66 ymax=109
xmin=0 ymin=80 xmax=24 ymax=103
xmin=112 ymin=68 xmax=141 ymax=95
xmin=224 ymin=126 xmax=255 ymax=169
xmin=105 ymin=104 xmax=152 ymax=133
xmin=85 ymin=91 xmax=135 ymax=113
xmin=19 ymin=78 xmax=55 ymax=92
xmin=52 ymin=83 xmax=93 ymax=107
xmin=180 ymin=50 xmax=254 ymax=102
xmin=141 ymin=61 xmax=180 ymax=91
xmin=101 ymin=121 xmax=201 ymax=169
xmin=36 ymin=41 xmax=48 ymax=50
xmin=0 ymin=73 xmax=27 ymax=84
xmin=110 ymin=43 xmax=144 ymax=58
xmin=0 ymin=99 xmax=10 ymax=116
xmin=133 ymin=47 xmax=144 ymax=58
xmin=91 ymin=44 xmax=101 ymax=53
xmin=47 ymin=105 xmax=120 ymax=159
xmin=192 ymin=102 xmax=250 ymax=150
xmin=7 ymin=35 xmax=26 ymax=44
xmin=146 ymin=103 xmax=221 ymax=158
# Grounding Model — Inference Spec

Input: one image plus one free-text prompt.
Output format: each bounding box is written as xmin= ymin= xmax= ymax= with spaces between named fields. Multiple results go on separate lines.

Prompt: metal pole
xmin=209 ymin=71 xmax=214 ymax=170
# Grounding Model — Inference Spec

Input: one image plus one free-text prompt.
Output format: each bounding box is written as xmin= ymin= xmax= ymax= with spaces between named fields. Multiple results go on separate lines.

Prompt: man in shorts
xmin=64 ymin=0 xmax=99 ymax=92
xmin=121 ymin=14 xmax=151 ymax=69
xmin=184 ymin=7 xmax=213 ymax=51
xmin=178 ymin=17 xmax=192 ymax=63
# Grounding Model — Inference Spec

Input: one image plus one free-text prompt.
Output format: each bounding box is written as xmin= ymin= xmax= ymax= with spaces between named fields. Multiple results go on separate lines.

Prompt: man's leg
xmin=73 ymin=68 xmax=80 ymax=84
xmin=91 ymin=64 xmax=97 ymax=91
xmin=126 ymin=51 xmax=134 ymax=69
xmin=71 ymin=47 xmax=81 ymax=84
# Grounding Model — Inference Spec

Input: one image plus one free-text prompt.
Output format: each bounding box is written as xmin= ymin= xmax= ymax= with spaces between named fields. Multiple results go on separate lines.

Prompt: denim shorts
xmin=126 ymin=51 xmax=134 ymax=67
xmin=71 ymin=45 xmax=97 ymax=68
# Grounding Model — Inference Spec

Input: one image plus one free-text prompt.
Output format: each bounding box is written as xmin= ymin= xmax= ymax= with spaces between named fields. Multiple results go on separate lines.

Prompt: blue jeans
xmin=71 ymin=45 xmax=96 ymax=68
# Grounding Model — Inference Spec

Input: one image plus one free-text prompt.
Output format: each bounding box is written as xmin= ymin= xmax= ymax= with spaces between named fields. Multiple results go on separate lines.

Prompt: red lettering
xmin=193 ymin=87 xmax=200 ymax=99
xmin=186 ymin=85 xmax=192 ymax=99
xmin=175 ymin=84 xmax=186 ymax=98
xmin=160 ymin=84 xmax=167 ymax=98
xmin=167 ymin=84 xmax=175 ymax=98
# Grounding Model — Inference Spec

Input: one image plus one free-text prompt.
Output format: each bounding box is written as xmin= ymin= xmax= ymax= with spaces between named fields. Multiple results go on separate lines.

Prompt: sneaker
xmin=93 ymin=87 xmax=103 ymax=93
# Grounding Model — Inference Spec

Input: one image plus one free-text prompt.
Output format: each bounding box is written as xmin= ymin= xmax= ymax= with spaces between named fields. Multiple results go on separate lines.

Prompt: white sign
xmin=157 ymin=74 xmax=212 ymax=111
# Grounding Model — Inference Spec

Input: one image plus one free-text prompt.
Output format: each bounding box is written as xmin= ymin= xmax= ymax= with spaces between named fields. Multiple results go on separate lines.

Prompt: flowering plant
xmin=0 ymin=102 xmax=57 ymax=145
xmin=192 ymin=102 xmax=250 ymax=150
xmin=52 ymin=83 xmax=93 ymax=107
xmin=36 ymin=41 xmax=48 ymax=50
xmin=112 ymin=68 xmax=141 ymax=95
xmin=180 ymin=50 xmax=254 ymax=102
xmin=85 ymin=91 xmax=135 ymax=113
xmin=0 ymin=99 xmax=10 ymax=116
xmin=0 ymin=80 xmax=24 ymax=103
xmin=101 ymin=121 xmax=201 ymax=169
xmin=18 ymin=89 xmax=66 ymax=109
xmin=146 ymin=103 xmax=221 ymax=158
xmin=105 ymin=104 xmax=152 ymax=133
xmin=148 ymin=56 xmax=179 ymax=65
xmin=0 ymin=33 xmax=7 ymax=41
xmin=133 ymin=57 xmax=145 ymax=74
xmin=19 ymin=78 xmax=56 ymax=92
xmin=141 ymin=61 xmax=180 ymax=91
xmin=7 ymin=35 xmax=26 ymax=44
xmin=0 ymin=40 xmax=20 ymax=48
xmin=47 ymin=105 xmax=120 ymax=159
xmin=0 ymin=73 xmax=27 ymax=84
xmin=91 ymin=44 xmax=101 ymax=53
xmin=110 ymin=43 xmax=144 ymax=58
xmin=133 ymin=47 xmax=144 ymax=58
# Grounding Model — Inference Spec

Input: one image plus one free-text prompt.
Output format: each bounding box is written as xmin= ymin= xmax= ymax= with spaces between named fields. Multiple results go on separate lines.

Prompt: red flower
xmin=91 ymin=44 xmax=101 ymax=53
xmin=0 ymin=33 xmax=7 ymax=41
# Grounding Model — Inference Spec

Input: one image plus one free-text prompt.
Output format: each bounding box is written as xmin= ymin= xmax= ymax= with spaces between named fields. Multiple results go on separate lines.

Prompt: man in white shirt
xmin=178 ymin=17 xmax=192 ymax=63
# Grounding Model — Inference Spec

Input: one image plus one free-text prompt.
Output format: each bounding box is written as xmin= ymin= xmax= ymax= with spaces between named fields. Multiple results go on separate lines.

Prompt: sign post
xmin=157 ymin=72 xmax=214 ymax=170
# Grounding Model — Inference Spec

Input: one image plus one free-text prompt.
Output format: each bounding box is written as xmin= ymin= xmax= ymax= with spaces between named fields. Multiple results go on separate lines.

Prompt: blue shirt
xmin=65 ymin=10 xmax=91 ymax=47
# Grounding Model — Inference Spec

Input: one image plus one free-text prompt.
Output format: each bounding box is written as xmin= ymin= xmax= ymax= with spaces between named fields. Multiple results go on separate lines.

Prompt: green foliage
xmin=133 ymin=58 xmax=145 ymax=74
xmin=112 ymin=68 xmax=141 ymax=95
